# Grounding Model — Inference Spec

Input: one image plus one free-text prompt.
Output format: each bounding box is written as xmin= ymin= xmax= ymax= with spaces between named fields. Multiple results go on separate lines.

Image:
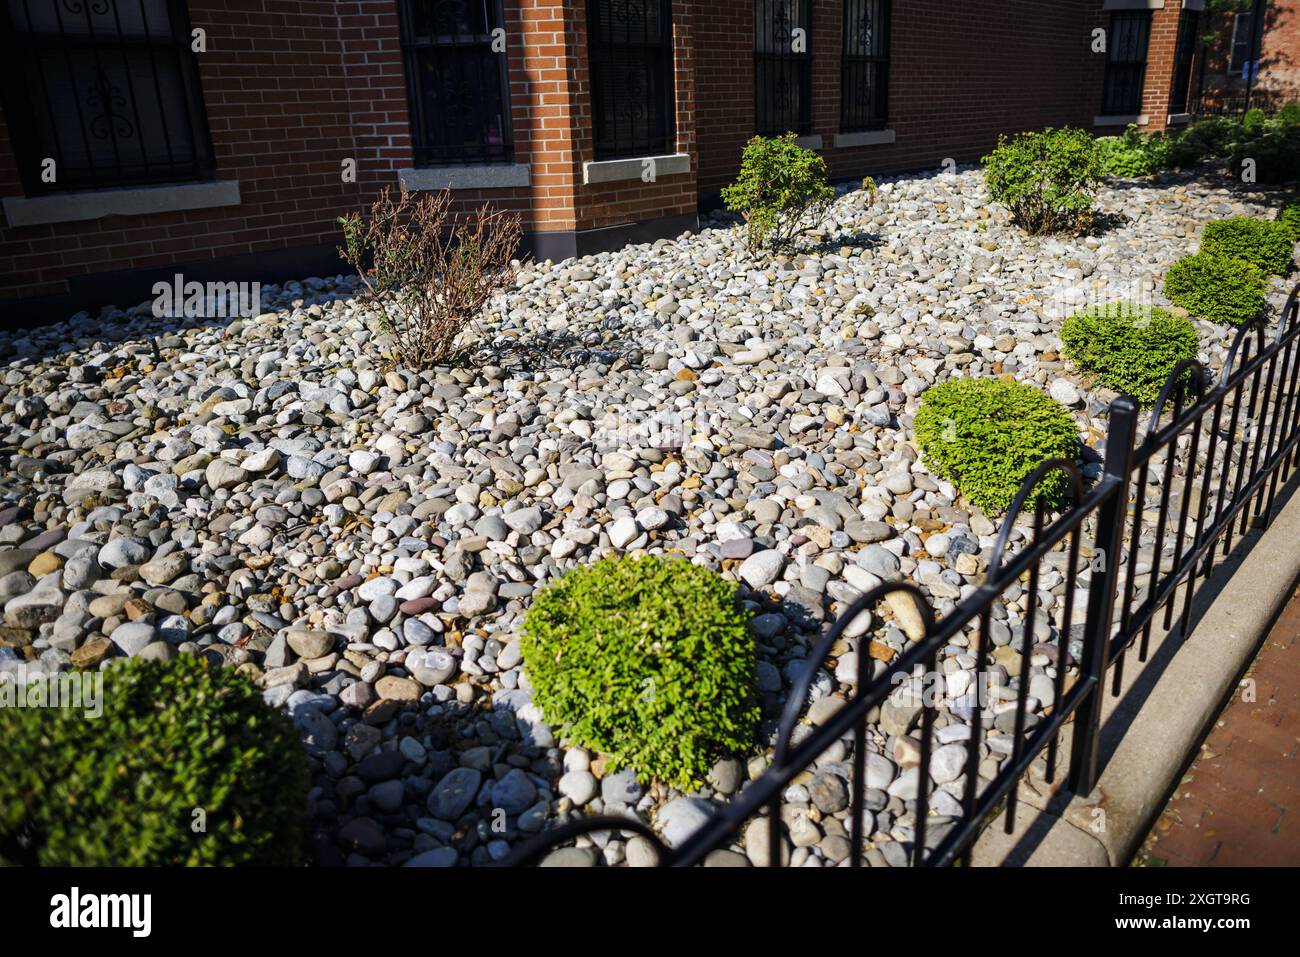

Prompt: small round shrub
xmin=1229 ymin=122 xmax=1300 ymax=184
xmin=1164 ymin=253 xmax=1268 ymax=327
xmin=914 ymin=378 xmax=1081 ymax=514
xmin=1181 ymin=116 xmax=1243 ymax=158
xmin=1280 ymin=102 xmax=1300 ymax=128
xmin=982 ymin=127 xmax=1103 ymax=235
xmin=1201 ymin=216 xmax=1295 ymax=276
xmin=1060 ymin=303 xmax=1199 ymax=405
xmin=0 ymin=656 xmax=309 ymax=866
xmin=522 ymin=555 xmax=759 ymax=788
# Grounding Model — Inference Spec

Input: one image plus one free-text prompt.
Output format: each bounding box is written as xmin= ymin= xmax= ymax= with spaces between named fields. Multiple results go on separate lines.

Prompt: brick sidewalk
xmin=1140 ymin=588 xmax=1300 ymax=866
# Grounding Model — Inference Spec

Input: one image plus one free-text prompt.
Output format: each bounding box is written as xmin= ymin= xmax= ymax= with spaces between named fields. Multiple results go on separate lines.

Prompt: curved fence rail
xmin=505 ymin=281 xmax=1300 ymax=868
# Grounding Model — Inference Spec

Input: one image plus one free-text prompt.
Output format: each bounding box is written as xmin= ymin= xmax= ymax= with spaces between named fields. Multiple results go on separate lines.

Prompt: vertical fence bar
xmin=1068 ymin=397 xmax=1138 ymax=795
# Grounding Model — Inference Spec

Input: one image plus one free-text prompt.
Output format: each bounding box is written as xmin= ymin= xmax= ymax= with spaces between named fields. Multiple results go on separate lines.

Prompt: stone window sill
xmin=2 ymin=179 xmax=240 ymax=228
xmin=833 ymin=129 xmax=897 ymax=149
xmin=1168 ymin=112 xmax=1192 ymax=126
xmin=399 ymin=164 xmax=530 ymax=191
xmin=1103 ymin=0 xmax=1165 ymax=10
xmin=793 ymin=134 xmax=823 ymax=150
xmin=582 ymin=153 xmax=690 ymax=185
xmin=1094 ymin=115 xmax=1149 ymax=127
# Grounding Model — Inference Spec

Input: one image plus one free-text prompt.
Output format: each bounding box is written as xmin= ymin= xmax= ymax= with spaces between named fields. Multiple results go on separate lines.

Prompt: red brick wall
xmin=696 ymin=0 xmax=1108 ymax=195
xmin=4 ymin=0 xmax=1213 ymax=306
xmin=1138 ymin=3 xmax=1185 ymax=132
xmin=1260 ymin=0 xmax=1300 ymax=100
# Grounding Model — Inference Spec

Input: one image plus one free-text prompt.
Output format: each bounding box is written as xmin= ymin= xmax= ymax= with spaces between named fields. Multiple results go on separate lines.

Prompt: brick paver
xmin=1141 ymin=588 xmax=1300 ymax=866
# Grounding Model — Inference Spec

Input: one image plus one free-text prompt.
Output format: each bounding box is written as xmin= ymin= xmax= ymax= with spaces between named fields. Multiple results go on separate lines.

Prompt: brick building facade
xmin=0 ymin=0 xmax=1260 ymax=319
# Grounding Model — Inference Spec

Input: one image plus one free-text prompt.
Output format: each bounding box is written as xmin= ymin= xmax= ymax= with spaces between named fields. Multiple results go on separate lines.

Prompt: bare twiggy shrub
xmin=338 ymin=187 xmax=522 ymax=368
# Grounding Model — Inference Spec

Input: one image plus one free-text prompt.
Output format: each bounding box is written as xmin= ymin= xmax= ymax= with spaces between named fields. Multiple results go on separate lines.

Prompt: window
xmin=0 ymin=0 xmax=213 ymax=196
xmin=1101 ymin=10 xmax=1151 ymax=116
xmin=587 ymin=0 xmax=676 ymax=161
xmin=1169 ymin=9 xmax=1199 ymax=115
xmin=841 ymin=0 xmax=889 ymax=133
xmin=755 ymin=0 xmax=810 ymax=136
xmin=1229 ymin=1 xmax=1265 ymax=78
xmin=399 ymin=0 xmax=512 ymax=167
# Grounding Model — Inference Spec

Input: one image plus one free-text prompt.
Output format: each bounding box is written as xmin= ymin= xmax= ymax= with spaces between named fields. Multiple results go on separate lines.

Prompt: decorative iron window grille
xmin=1101 ymin=10 xmax=1151 ymax=116
xmin=1169 ymin=9 xmax=1199 ymax=115
xmin=399 ymin=0 xmax=512 ymax=167
xmin=0 ymin=0 xmax=214 ymax=196
xmin=755 ymin=0 xmax=810 ymax=136
xmin=841 ymin=0 xmax=889 ymax=133
xmin=587 ymin=0 xmax=675 ymax=161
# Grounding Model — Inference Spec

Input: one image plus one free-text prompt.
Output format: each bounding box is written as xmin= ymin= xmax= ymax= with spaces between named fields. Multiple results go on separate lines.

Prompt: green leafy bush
xmin=522 ymin=555 xmax=759 ymax=788
xmin=914 ymin=378 xmax=1081 ymax=513
xmin=1229 ymin=121 xmax=1300 ymax=185
xmin=1279 ymin=201 xmax=1300 ymax=243
xmin=1096 ymin=126 xmax=1158 ymax=177
xmin=1201 ymin=216 xmax=1295 ymax=275
xmin=722 ymin=134 xmax=836 ymax=254
xmin=0 ymin=656 xmax=309 ymax=866
xmin=1060 ymin=303 xmax=1199 ymax=405
xmin=1279 ymin=102 xmax=1300 ymax=127
xmin=1243 ymin=107 xmax=1267 ymax=132
xmin=1164 ymin=253 xmax=1268 ymax=326
xmin=1181 ymin=116 xmax=1244 ymax=159
xmin=982 ymin=127 xmax=1103 ymax=234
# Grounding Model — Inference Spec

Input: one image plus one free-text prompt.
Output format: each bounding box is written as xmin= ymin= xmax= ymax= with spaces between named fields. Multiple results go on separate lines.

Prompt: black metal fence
xmin=508 ymin=282 xmax=1300 ymax=867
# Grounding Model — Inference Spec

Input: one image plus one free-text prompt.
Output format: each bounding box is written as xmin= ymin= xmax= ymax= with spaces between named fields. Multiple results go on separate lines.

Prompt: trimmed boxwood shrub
xmin=1201 ymin=217 xmax=1295 ymax=276
xmin=522 ymin=555 xmax=759 ymax=788
xmin=1164 ymin=253 xmax=1268 ymax=327
xmin=1279 ymin=201 xmax=1300 ymax=244
xmin=1280 ymin=103 xmax=1300 ymax=128
xmin=982 ymin=127 xmax=1103 ymax=235
xmin=1229 ymin=122 xmax=1300 ymax=185
xmin=0 ymin=656 xmax=309 ymax=866
xmin=914 ymin=378 xmax=1081 ymax=514
xmin=1060 ymin=304 xmax=1199 ymax=405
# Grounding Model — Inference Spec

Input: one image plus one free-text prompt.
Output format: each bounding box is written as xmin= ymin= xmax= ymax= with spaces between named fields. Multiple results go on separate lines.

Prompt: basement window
xmin=841 ymin=0 xmax=890 ymax=134
xmin=399 ymin=0 xmax=513 ymax=167
xmin=755 ymin=0 xmax=811 ymax=136
xmin=587 ymin=0 xmax=676 ymax=162
xmin=0 ymin=0 xmax=214 ymax=196
xmin=1101 ymin=10 xmax=1152 ymax=117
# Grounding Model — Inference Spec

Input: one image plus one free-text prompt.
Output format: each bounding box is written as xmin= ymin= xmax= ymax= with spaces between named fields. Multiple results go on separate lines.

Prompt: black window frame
xmin=0 ymin=0 xmax=215 ymax=197
xmin=755 ymin=0 xmax=811 ymax=137
xmin=398 ymin=0 xmax=513 ymax=168
xmin=1101 ymin=9 xmax=1152 ymax=116
xmin=586 ymin=0 xmax=676 ymax=162
xmin=840 ymin=0 xmax=889 ymax=134
xmin=1169 ymin=8 xmax=1199 ymax=114
xmin=1229 ymin=1 xmax=1265 ymax=77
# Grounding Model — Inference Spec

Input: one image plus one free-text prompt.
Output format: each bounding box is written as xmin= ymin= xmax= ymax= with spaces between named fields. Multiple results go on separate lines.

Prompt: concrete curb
xmin=972 ymin=477 xmax=1300 ymax=866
